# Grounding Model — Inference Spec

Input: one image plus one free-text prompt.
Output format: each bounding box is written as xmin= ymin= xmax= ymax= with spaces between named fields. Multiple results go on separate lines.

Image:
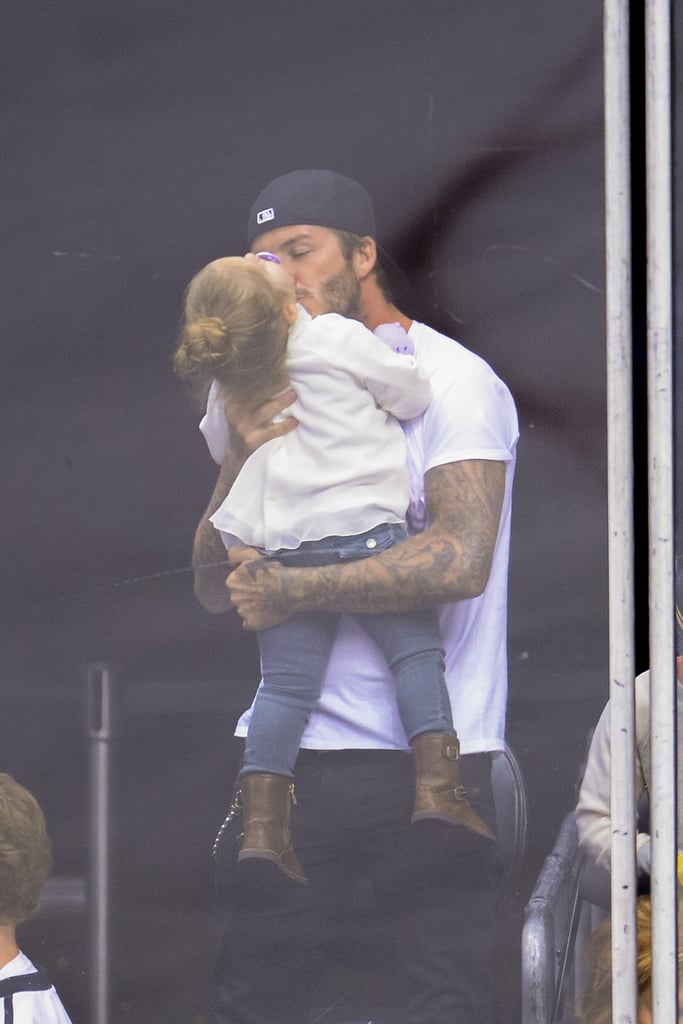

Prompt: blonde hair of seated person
xmin=579 ymin=896 xmax=683 ymax=1024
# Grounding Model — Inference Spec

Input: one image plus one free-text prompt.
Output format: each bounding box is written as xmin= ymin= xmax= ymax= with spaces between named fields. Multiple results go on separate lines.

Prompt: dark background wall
xmin=1 ymin=2 xmax=677 ymax=1021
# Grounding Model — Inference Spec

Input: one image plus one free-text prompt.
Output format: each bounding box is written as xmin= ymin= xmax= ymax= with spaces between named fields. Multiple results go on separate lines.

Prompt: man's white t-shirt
xmin=200 ymin=319 xmax=519 ymax=755
xmin=0 ymin=952 xmax=73 ymax=1024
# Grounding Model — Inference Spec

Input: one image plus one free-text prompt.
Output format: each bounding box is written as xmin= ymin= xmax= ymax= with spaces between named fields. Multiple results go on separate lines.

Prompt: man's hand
xmin=227 ymin=388 xmax=298 ymax=455
xmin=226 ymin=547 xmax=292 ymax=630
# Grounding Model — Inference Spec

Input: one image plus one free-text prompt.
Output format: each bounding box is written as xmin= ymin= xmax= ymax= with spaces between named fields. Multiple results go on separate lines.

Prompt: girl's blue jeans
xmin=242 ymin=523 xmax=453 ymax=777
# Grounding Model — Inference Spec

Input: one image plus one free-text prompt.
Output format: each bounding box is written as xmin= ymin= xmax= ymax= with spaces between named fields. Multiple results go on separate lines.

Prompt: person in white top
xmin=192 ymin=171 xmax=518 ymax=1024
xmin=175 ymin=253 xmax=494 ymax=884
xmin=576 ymin=569 xmax=683 ymax=882
xmin=0 ymin=774 xmax=73 ymax=1024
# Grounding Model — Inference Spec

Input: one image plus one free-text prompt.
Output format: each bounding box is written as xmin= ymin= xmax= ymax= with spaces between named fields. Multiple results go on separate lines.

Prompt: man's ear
xmin=353 ymin=236 xmax=378 ymax=280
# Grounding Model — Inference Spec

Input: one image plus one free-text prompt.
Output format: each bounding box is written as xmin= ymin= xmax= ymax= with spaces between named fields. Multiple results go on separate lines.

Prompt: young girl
xmin=174 ymin=253 xmax=494 ymax=883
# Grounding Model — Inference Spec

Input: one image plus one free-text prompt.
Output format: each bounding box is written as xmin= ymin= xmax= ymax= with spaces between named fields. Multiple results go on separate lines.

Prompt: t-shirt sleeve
xmin=421 ymin=361 xmax=519 ymax=473
xmin=310 ymin=315 xmax=432 ymax=421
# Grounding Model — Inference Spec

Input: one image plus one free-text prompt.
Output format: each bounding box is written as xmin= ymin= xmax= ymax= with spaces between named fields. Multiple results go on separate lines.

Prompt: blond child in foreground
xmin=0 ymin=773 xmax=73 ymax=1023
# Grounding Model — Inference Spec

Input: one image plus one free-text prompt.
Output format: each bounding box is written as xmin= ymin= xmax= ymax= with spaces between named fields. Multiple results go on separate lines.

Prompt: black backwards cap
xmin=247 ymin=170 xmax=377 ymax=249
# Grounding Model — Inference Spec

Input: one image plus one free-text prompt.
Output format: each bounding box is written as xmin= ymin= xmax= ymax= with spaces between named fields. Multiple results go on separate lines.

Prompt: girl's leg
xmin=238 ymin=613 xmax=339 ymax=883
xmin=243 ymin=613 xmax=339 ymax=777
xmin=359 ymin=608 xmax=452 ymax=742
xmin=360 ymin=610 xmax=494 ymax=841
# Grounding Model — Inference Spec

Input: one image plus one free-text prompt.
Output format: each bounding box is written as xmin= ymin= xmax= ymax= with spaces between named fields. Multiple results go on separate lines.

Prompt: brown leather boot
xmin=411 ymin=732 xmax=495 ymax=841
xmin=237 ymin=772 xmax=307 ymax=883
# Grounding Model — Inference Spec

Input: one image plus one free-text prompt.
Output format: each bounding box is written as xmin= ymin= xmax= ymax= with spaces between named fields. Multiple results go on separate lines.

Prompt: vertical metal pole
xmin=645 ymin=2 xmax=677 ymax=1021
xmin=604 ymin=2 xmax=639 ymax=1022
xmin=85 ymin=663 xmax=118 ymax=1024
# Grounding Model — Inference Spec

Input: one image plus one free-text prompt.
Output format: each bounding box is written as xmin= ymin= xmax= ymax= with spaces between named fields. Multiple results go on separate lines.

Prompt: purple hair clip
xmin=255 ymin=251 xmax=281 ymax=264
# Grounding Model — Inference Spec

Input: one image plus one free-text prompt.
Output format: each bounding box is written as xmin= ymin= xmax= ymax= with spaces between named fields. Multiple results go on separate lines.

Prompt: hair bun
xmin=174 ymin=315 xmax=231 ymax=383
xmin=195 ymin=316 xmax=227 ymax=342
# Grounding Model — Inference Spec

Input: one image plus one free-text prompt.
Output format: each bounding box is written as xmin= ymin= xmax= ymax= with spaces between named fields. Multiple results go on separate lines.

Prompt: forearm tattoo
xmin=273 ymin=460 xmax=507 ymax=616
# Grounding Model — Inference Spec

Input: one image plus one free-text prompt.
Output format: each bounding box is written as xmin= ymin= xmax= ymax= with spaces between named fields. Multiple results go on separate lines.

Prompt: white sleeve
xmin=575 ymin=675 xmax=650 ymax=871
xmin=417 ymin=355 xmax=518 ymax=473
xmin=575 ymin=702 xmax=615 ymax=870
xmin=314 ymin=315 xmax=432 ymax=421
xmin=199 ymin=379 xmax=230 ymax=465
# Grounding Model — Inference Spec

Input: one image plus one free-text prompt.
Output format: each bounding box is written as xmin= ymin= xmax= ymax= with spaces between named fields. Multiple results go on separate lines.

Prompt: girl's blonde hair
xmin=174 ymin=257 xmax=290 ymax=411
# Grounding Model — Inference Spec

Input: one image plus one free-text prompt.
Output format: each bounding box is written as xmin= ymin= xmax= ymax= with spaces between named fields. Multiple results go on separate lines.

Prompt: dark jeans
xmin=214 ymin=748 xmax=502 ymax=1024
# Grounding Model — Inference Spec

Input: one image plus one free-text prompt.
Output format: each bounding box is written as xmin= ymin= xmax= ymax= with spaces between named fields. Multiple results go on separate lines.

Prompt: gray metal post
xmin=85 ymin=663 xmax=118 ymax=1024
xmin=604 ymin=0 xmax=638 ymax=1017
xmin=645 ymin=2 xmax=677 ymax=1019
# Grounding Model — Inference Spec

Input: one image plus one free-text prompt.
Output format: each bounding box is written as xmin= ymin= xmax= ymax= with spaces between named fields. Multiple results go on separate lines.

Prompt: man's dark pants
xmin=214 ymin=747 xmax=501 ymax=1024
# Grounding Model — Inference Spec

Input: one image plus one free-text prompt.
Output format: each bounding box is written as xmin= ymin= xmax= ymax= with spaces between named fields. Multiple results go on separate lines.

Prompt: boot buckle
xmin=445 ymin=738 xmax=461 ymax=761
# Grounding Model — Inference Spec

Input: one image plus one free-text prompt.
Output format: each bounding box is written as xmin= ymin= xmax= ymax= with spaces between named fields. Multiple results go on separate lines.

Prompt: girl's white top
xmin=209 ymin=307 xmax=431 ymax=550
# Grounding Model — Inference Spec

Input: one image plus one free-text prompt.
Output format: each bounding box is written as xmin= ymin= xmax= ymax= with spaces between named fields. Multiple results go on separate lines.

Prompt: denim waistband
xmin=260 ymin=522 xmax=408 ymax=567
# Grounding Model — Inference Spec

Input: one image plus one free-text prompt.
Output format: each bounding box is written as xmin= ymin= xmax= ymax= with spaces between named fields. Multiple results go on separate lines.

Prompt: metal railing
xmin=604 ymin=2 xmax=674 ymax=1021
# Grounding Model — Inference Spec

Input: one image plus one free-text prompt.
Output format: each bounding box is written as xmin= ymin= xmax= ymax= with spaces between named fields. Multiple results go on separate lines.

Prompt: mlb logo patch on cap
xmin=256 ymin=207 xmax=275 ymax=225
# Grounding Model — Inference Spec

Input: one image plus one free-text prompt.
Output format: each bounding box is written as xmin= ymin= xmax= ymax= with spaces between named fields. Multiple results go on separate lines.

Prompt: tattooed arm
xmin=227 ymin=458 xmax=506 ymax=630
xmin=193 ymin=387 xmax=297 ymax=612
xmin=192 ymin=448 xmax=249 ymax=613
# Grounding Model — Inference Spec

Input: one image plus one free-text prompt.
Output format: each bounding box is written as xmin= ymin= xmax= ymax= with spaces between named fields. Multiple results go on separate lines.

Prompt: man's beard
xmin=320 ymin=261 xmax=362 ymax=320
